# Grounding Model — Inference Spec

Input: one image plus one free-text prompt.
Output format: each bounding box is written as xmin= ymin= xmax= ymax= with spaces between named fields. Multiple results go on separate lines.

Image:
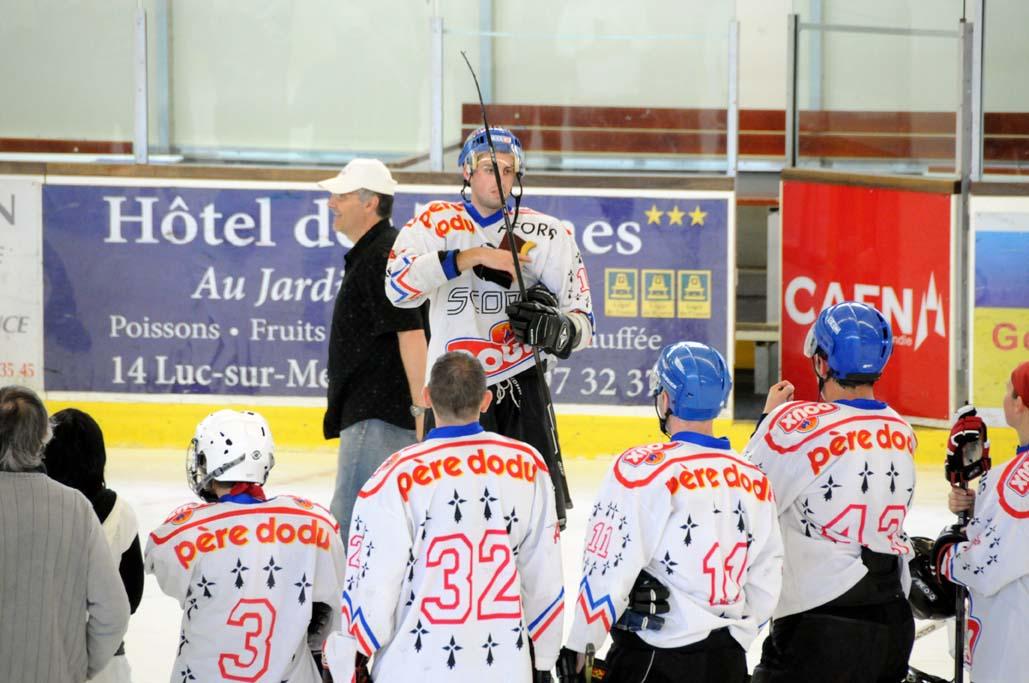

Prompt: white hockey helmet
xmin=186 ymin=409 xmax=275 ymax=499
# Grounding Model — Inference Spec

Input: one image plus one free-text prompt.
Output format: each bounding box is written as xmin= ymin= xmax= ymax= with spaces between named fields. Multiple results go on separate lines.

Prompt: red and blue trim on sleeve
xmin=528 ymin=587 xmax=565 ymax=641
xmin=575 ymin=577 xmax=617 ymax=632
xmin=341 ymin=591 xmax=381 ymax=656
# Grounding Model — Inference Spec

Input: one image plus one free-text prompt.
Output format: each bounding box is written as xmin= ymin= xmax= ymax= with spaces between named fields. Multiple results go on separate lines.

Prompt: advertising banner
xmin=970 ymin=197 xmax=1029 ymax=424
xmin=780 ymin=180 xmax=954 ymax=422
xmin=43 ymin=179 xmax=733 ymax=408
xmin=0 ymin=177 xmax=44 ymax=392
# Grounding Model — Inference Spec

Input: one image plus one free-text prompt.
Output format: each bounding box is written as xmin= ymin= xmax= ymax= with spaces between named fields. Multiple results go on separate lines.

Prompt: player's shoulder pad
xmin=159 ymin=500 xmax=212 ymax=526
xmin=611 ymin=442 xmax=686 ymax=489
xmin=996 ymin=449 xmax=1029 ymax=519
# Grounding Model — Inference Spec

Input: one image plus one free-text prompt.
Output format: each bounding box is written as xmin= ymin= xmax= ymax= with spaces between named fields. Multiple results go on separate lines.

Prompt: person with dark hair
xmin=745 ymin=302 xmax=917 ymax=683
xmin=562 ymin=342 xmax=782 ymax=683
xmin=318 ymin=158 xmax=428 ymax=541
xmin=325 ymin=351 xmax=564 ymax=682
xmin=44 ymin=408 xmax=143 ymax=683
xmin=0 ymin=385 xmax=129 ymax=682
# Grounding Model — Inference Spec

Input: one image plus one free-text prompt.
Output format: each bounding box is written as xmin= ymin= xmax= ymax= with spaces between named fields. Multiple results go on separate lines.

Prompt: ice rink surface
xmin=111 ymin=449 xmax=958 ymax=681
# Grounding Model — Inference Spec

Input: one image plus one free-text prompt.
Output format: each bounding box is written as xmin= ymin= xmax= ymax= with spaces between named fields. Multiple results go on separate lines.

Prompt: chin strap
xmin=654 ymin=394 xmax=672 ymax=437
xmin=811 ymin=356 xmax=829 ymax=399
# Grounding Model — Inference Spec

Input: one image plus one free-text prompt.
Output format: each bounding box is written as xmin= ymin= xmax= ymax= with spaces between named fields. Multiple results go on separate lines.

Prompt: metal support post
xmin=955 ymin=19 xmax=974 ymax=411
xmin=726 ymin=20 xmax=739 ymax=177
xmin=134 ymin=8 xmax=149 ymax=164
xmin=429 ymin=16 xmax=444 ymax=172
xmin=785 ymin=14 xmax=800 ymax=168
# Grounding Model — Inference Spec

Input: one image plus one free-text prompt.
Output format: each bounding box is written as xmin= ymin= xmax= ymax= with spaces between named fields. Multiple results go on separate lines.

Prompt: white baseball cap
xmin=318 ymin=158 xmax=398 ymax=196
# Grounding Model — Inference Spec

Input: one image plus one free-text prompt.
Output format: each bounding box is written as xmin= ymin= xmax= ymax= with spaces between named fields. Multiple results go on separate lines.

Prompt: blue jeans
xmin=330 ymin=419 xmax=415 ymax=541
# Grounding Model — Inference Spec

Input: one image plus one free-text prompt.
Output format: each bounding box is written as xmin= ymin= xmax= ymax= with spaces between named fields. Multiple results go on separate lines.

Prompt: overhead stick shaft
xmin=459 ymin=51 xmax=572 ymax=526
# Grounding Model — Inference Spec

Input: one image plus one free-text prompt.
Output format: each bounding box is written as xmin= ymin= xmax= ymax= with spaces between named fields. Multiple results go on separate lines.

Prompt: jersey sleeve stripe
xmin=342 ymin=591 xmax=381 ymax=654
xmin=528 ymin=587 xmax=565 ymax=639
xmin=575 ymin=577 xmax=616 ymax=632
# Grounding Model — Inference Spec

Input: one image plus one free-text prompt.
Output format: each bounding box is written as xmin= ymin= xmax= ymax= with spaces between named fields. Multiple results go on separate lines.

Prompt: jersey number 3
xmin=219 ymin=598 xmax=278 ymax=682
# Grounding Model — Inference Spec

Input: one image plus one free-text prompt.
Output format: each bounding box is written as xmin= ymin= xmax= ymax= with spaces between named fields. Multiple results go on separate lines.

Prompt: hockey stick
xmin=459 ymin=51 xmax=572 ymax=527
xmin=953 ymin=500 xmax=968 ymax=683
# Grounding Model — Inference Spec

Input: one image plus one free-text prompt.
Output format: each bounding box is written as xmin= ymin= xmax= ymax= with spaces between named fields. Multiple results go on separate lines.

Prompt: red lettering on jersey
xmin=1007 ymin=457 xmax=1029 ymax=496
xmin=620 ymin=443 xmax=675 ymax=467
xmin=999 ymin=452 xmax=1029 ymax=519
xmin=776 ymin=403 xmax=839 ymax=433
xmin=447 ymin=322 xmax=533 ymax=379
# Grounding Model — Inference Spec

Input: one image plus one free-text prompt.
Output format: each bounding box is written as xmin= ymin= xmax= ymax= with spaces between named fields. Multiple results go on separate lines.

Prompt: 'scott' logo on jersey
xmin=776 ymin=403 xmax=838 ymax=434
xmin=447 ymin=321 xmax=532 ymax=378
xmin=621 ymin=443 xmax=673 ymax=467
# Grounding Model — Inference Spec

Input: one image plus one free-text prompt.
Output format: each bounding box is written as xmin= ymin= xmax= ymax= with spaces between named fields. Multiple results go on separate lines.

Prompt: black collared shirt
xmin=323 ymin=219 xmax=425 ymax=438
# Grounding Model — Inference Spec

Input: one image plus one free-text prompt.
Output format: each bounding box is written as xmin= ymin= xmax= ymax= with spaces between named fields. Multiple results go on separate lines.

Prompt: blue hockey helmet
xmin=804 ymin=301 xmax=893 ymax=383
xmin=458 ymin=126 xmax=525 ymax=175
xmin=650 ymin=342 xmax=732 ymax=421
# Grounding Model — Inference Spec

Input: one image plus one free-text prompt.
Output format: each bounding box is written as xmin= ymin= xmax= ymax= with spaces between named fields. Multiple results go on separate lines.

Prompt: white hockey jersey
xmin=938 ymin=445 xmax=1029 ymax=683
xmin=145 ymin=496 xmax=346 ymax=683
xmin=385 ymin=200 xmax=594 ymax=385
xmin=325 ymin=423 xmax=564 ymax=682
xmin=744 ymin=398 xmax=917 ymax=618
xmin=566 ymin=433 xmax=783 ymax=655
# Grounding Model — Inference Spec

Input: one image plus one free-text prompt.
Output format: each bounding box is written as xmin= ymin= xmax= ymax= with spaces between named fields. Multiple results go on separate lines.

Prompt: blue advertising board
xmin=43 ymin=180 xmax=732 ymax=407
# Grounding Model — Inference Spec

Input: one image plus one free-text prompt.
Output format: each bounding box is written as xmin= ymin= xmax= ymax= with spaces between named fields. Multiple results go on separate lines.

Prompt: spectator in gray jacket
xmin=0 ymin=386 xmax=130 ymax=682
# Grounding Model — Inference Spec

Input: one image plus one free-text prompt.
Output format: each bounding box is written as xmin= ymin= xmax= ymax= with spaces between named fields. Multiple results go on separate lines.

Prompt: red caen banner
xmin=780 ymin=180 xmax=954 ymax=422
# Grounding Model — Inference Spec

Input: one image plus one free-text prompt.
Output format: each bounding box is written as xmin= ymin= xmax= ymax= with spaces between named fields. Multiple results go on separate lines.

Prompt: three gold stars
xmin=644 ymin=204 xmax=707 ymax=226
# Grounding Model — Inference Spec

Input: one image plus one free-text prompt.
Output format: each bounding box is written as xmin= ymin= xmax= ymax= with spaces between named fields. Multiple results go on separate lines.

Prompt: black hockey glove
xmin=526 ymin=282 xmax=559 ymax=307
xmin=615 ymin=571 xmax=669 ymax=632
xmin=930 ymin=524 xmax=967 ymax=583
xmin=473 ymin=263 xmax=514 ymax=289
xmin=507 ymin=287 xmax=578 ymax=359
xmin=533 ymin=669 xmax=555 ymax=683
xmin=555 ymin=647 xmax=584 ymax=683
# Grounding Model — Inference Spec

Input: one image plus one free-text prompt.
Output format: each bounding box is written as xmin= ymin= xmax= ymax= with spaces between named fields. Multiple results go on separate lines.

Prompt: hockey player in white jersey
xmin=747 ymin=301 xmax=917 ymax=683
xmin=385 ymin=126 xmax=594 ymax=522
xmin=932 ymin=359 xmax=1029 ymax=683
xmin=324 ymin=351 xmax=565 ymax=683
xmin=562 ymin=342 xmax=783 ymax=683
xmin=145 ymin=410 xmax=346 ymax=683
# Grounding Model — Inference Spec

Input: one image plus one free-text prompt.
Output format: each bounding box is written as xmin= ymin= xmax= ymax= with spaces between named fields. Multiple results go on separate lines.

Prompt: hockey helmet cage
xmin=907 ymin=536 xmax=956 ymax=620
xmin=804 ymin=301 xmax=893 ymax=383
xmin=458 ymin=126 xmax=525 ymax=176
xmin=187 ymin=409 xmax=275 ymax=499
xmin=650 ymin=341 xmax=732 ymax=421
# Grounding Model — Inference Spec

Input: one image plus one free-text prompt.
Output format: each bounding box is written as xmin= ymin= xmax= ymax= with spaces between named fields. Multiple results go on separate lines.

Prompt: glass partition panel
xmin=440 ymin=0 xmax=736 ymax=173
xmin=153 ymin=0 xmax=463 ymax=165
xmin=981 ymin=0 xmax=1029 ymax=177
xmin=0 ymin=0 xmax=138 ymax=157
xmin=793 ymin=0 xmax=964 ymax=174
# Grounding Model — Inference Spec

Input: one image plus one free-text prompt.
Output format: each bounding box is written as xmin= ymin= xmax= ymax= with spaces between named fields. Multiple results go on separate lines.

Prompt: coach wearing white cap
xmin=318 ymin=159 xmax=427 ymax=541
